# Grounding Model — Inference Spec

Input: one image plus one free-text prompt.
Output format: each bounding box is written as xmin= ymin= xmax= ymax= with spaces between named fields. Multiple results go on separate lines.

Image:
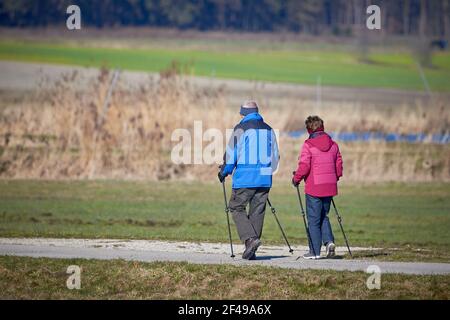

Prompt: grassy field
xmin=1 ymin=40 xmax=450 ymax=91
xmin=0 ymin=180 xmax=449 ymax=262
xmin=0 ymin=256 xmax=448 ymax=299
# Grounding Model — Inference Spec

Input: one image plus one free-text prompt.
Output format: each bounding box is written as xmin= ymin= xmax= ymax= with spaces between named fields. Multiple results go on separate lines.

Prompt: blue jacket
xmin=221 ymin=113 xmax=279 ymax=189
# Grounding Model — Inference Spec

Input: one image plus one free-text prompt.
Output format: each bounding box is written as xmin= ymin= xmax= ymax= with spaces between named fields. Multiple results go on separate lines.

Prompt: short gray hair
xmin=242 ymin=100 xmax=259 ymax=109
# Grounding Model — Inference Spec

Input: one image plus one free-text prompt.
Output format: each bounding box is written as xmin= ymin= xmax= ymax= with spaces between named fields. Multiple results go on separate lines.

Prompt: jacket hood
xmin=240 ymin=112 xmax=263 ymax=123
xmin=306 ymin=132 xmax=333 ymax=152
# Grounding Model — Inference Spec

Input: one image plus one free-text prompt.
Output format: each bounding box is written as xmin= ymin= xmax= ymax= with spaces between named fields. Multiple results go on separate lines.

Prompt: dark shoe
xmin=248 ymin=253 xmax=257 ymax=260
xmin=242 ymin=237 xmax=261 ymax=260
xmin=302 ymin=252 xmax=321 ymax=260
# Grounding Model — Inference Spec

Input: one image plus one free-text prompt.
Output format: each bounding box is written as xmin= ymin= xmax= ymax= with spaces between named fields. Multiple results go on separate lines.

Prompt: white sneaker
xmin=326 ymin=242 xmax=336 ymax=258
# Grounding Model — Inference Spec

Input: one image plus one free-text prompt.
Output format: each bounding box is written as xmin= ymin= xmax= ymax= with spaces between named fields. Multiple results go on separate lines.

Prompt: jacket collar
xmin=309 ymin=131 xmax=326 ymax=139
xmin=240 ymin=112 xmax=263 ymax=123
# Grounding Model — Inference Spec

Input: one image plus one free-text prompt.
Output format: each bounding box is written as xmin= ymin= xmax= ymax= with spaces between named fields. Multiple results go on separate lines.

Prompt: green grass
xmin=0 ymin=256 xmax=448 ymax=299
xmin=1 ymin=40 xmax=450 ymax=91
xmin=0 ymin=180 xmax=449 ymax=261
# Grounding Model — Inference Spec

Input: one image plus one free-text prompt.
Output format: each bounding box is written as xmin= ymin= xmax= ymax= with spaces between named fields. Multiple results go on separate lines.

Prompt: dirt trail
xmin=1 ymin=238 xmax=449 ymax=275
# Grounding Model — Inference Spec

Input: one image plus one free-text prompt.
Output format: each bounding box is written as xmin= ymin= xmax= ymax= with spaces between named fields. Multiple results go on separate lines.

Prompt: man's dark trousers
xmin=229 ymin=188 xmax=270 ymax=241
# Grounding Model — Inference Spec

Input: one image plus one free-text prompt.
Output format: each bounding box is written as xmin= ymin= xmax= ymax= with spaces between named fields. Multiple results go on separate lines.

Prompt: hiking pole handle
xmin=292 ymin=171 xmax=303 ymax=212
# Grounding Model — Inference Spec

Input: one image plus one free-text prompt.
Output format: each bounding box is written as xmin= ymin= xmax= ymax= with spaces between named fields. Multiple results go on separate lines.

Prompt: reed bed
xmin=0 ymin=68 xmax=448 ymax=182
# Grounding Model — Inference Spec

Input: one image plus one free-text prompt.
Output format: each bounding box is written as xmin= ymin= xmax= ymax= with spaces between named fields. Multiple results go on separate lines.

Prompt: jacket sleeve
xmin=271 ymin=130 xmax=280 ymax=173
xmin=220 ymin=127 xmax=240 ymax=176
xmin=336 ymin=144 xmax=343 ymax=179
xmin=293 ymin=142 xmax=311 ymax=182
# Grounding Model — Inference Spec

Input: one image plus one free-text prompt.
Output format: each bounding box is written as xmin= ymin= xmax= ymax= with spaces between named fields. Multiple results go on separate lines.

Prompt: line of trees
xmin=0 ymin=0 xmax=449 ymax=37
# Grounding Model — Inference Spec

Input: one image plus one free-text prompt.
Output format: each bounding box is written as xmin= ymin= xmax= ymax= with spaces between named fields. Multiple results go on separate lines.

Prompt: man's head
xmin=240 ymin=100 xmax=259 ymax=118
xmin=305 ymin=115 xmax=324 ymax=134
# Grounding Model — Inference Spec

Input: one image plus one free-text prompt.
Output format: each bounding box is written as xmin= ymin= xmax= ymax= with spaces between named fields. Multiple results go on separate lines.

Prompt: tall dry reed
xmin=0 ymin=67 xmax=449 ymax=182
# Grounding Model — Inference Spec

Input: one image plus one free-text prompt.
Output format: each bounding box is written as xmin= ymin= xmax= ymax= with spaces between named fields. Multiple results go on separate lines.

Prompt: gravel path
xmin=1 ymin=238 xmax=449 ymax=275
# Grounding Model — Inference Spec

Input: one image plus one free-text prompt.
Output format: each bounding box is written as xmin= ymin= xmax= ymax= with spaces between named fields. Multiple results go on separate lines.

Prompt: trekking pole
xmin=331 ymin=198 xmax=353 ymax=258
xmin=267 ymin=198 xmax=294 ymax=254
xmin=294 ymin=179 xmax=318 ymax=258
xmin=221 ymin=181 xmax=235 ymax=258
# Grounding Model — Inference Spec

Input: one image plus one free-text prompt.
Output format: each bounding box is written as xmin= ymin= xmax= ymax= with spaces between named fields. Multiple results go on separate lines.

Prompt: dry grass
xmin=283 ymin=100 xmax=450 ymax=135
xmin=280 ymin=139 xmax=450 ymax=182
xmin=0 ymin=66 xmax=449 ymax=181
xmin=0 ymin=256 xmax=448 ymax=300
xmin=0 ymin=67 xmax=232 ymax=179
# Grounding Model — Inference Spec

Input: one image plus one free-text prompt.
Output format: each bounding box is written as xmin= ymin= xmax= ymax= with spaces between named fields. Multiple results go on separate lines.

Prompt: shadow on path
xmin=254 ymin=255 xmax=290 ymax=261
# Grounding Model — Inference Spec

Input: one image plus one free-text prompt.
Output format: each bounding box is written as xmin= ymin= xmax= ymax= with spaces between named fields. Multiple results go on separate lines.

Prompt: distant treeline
xmin=0 ymin=0 xmax=449 ymax=36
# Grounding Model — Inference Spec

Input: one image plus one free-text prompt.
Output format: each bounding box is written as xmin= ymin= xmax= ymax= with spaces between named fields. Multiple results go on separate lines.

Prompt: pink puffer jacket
xmin=293 ymin=132 xmax=343 ymax=197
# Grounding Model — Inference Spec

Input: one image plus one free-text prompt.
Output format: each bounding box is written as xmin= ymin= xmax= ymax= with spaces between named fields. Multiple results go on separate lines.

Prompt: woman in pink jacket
xmin=292 ymin=116 xmax=343 ymax=260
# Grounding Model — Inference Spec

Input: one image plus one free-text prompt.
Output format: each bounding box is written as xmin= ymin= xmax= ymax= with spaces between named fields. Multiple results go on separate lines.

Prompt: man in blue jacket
xmin=218 ymin=101 xmax=279 ymax=260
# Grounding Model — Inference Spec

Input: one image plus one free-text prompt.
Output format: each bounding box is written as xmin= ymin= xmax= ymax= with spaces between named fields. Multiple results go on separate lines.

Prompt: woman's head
xmin=305 ymin=116 xmax=324 ymax=134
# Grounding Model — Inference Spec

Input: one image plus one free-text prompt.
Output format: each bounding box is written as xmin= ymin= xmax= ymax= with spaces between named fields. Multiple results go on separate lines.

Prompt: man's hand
xmin=218 ymin=171 xmax=226 ymax=183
